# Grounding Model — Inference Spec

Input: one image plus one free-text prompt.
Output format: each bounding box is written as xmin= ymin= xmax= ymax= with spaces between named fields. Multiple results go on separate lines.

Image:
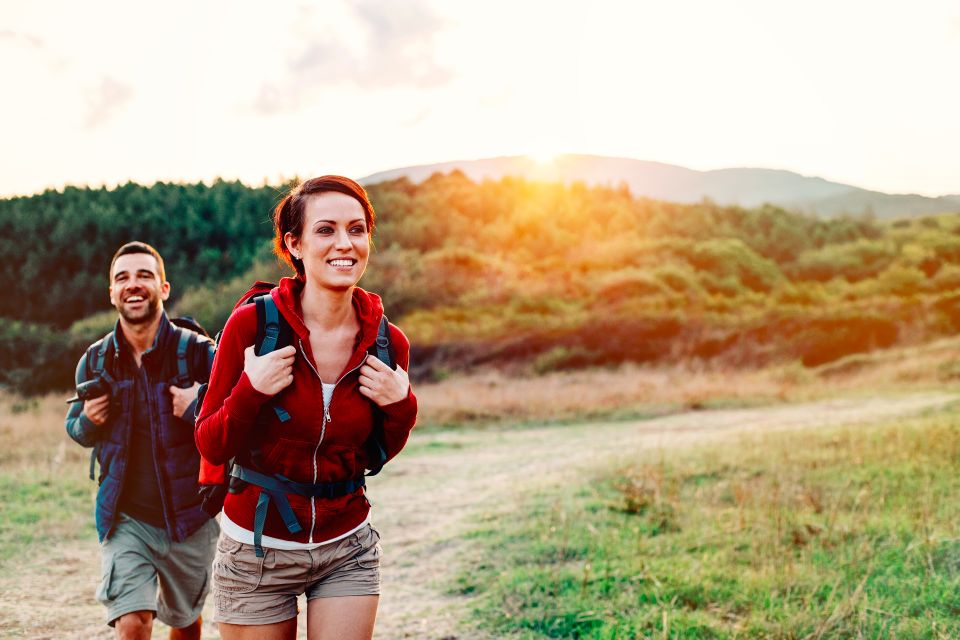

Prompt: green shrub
xmin=0 ymin=319 xmax=81 ymax=393
xmin=789 ymin=239 xmax=897 ymax=283
xmin=684 ymin=238 xmax=784 ymax=292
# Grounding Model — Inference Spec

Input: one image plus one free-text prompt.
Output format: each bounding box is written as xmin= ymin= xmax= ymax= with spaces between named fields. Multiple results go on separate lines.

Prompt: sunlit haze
xmin=2 ymin=0 xmax=958 ymax=197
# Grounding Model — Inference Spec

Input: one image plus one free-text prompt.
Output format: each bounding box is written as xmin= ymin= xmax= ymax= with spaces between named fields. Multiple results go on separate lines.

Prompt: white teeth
xmin=329 ymin=260 xmax=354 ymax=267
xmin=127 ymin=296 xmax=144 ymax=302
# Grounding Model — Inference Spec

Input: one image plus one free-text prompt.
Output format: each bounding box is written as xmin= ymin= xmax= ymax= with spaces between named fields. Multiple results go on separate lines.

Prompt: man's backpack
xmin=196 ymin=282 xmax=395 ymax=521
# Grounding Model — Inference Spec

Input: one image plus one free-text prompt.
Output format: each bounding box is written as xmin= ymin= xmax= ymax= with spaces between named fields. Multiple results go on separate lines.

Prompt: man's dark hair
xmin=109 ymin=241 xmax=166 ymax=282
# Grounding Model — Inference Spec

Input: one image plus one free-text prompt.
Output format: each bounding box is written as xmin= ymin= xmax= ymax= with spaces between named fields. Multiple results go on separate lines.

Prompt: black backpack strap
xmin=87 ymin=331 xmax=114 ymax=481
xmin=364 ymin=315 xmax=394 ymax=477
xmin=374 ymin=315 xmax=394 ymax=369
xmin=89 ymin=445 xmax=99 ymax=482
xmin=255 ymin=295 xmax=282 ymax=356
xmin=175 ymin=326 xmax=193 ymax=386
xmin=254 ymin=294 xmax=292 ymax=423
xmin=89 ymin=331 xmax=113 ymax=377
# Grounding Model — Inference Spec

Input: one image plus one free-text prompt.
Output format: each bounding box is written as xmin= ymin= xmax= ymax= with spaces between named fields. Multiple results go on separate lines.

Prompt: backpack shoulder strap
xmin=255 ymin=294 xmax=282 ymax=356
xmin=372 ymin=315 xmax=395 ymax=369
xmin=88 ymin=330 xmax=115 ymax=377
xmin=364 ymin=314 xmax=394 ymax=477
xmin=176 ymin=326 xmax=192 ymax=383
xmin=167 ymin=324 xmax=204 ymax=387
xmin=253 ymin=293 xmax=293 ymax=423
xmin=86 ymin=330 xmax=114 ymax=482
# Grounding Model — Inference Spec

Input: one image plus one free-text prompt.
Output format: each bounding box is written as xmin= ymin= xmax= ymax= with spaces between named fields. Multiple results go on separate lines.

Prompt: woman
xmin=195 ymin=176 xmax=417 ymax=640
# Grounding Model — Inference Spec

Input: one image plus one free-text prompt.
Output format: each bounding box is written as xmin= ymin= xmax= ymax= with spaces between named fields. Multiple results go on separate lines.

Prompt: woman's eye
xmin=317 ymin=227 xmax=333 ymax=234
xmin=351 ymin=226 xmax=365 ymax=234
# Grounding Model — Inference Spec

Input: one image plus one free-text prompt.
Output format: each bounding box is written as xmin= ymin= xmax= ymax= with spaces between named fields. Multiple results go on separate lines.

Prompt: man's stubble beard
xmin=117 ymin=296 xmax=162 ymax=325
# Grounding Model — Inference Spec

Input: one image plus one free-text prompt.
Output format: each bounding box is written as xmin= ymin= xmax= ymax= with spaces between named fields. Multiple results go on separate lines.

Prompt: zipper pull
xmin=324 ymin=406 xmax=331 ymax=423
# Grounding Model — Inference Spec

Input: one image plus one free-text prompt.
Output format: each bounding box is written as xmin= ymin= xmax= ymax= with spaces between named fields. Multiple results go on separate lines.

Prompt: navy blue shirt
xmin=116 ymin=341 xmax=166 ymax=527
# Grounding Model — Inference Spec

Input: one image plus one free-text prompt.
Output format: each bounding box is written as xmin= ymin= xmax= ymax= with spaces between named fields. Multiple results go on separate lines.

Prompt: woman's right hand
xmin=243 ymin=345 xmax=296 ymax=395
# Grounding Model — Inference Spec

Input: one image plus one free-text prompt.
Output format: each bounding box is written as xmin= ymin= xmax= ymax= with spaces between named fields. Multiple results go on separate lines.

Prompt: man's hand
xmin=358 ymin=355 xmax=409 ymax=407
xmin=82 ymin=394 xmax=110 ymax=426
xmin=169 ymin=381 xmax=201 ymax=418
xmin=244 ymin=345 xmax=296 ymax=396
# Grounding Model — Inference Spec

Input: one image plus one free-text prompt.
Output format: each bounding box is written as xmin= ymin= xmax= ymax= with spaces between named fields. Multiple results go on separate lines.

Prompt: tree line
xmin=3 ymin=172 xmax=958 ymax=394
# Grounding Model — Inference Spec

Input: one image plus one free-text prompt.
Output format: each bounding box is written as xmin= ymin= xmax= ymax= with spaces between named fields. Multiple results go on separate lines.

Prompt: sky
xmin=2 ymin=0 xmax=959 ymax=198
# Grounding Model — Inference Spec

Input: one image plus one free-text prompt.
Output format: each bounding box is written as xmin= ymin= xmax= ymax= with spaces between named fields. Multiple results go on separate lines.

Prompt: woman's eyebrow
xmin=316 ymin=219 xmax=366 ymax=225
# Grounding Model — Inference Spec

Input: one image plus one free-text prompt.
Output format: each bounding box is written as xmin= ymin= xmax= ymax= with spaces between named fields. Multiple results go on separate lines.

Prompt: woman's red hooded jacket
xmin=195 ymin=278 xmax=418 ymax=543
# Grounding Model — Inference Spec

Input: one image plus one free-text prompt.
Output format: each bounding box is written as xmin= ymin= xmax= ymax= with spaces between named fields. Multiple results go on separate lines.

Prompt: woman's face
xmin=284 ymin=192 xmax=370 ymax=291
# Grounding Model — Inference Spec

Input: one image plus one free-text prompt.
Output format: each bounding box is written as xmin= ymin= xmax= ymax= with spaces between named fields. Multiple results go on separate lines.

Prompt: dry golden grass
xmin=0 ymin=391 xmax=88 ymax=472
xmin=414 ymin=335 xmax=960 ymax=428
xmin=5 ymin=333 xmax=960 ymax=447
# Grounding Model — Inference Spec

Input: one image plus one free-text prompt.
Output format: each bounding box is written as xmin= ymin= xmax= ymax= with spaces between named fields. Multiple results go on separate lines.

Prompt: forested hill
xmin=361 ymin=155 xmax=960 ymax=219
xmin=5 ymin=172 xmax=960 ymax=394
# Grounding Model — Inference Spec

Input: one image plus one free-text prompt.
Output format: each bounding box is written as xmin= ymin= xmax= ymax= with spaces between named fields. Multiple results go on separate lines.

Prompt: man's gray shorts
xmin=96 ymin=513 xmax=219 ymax=628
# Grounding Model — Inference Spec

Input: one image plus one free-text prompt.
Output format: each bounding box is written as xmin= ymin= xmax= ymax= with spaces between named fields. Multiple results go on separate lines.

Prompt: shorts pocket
xmin=213 ymin=539 xmax=264 ymax=594
xmin=191 ymin=569 xmax=211 ymax=610
xmin=356 ymin=544 xmax=381 ymax=570
xmin=354 ymin=526 xmax=382 ymax=570
xmin=95 ymin=557 xmax=117 ymax=603
xmin=216 ymin=535 xmax=245 ymax=555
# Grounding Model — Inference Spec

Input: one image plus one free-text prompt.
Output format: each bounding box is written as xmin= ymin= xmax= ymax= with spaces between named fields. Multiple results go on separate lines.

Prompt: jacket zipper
xmin=298 ymin=338 xmax=367 ymax=542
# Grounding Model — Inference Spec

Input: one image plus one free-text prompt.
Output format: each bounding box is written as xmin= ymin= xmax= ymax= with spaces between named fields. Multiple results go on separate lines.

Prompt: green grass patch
xmin=0 ymin=471 xmax=94 ymax=569
xmin=455 ymin=411 xmax=960 ymax=638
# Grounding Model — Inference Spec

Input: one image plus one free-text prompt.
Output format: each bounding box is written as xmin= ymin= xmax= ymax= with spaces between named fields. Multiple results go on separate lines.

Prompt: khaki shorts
xmin=97 ymin=513 xmax=219 ymax=628
xmin=212 ymin=523 xmax=382 ymax=625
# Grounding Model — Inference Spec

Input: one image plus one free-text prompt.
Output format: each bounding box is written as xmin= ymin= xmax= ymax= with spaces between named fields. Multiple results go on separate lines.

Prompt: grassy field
xmin=0 ymin=396 xmax=93 ymax=568
xmin=3 ymin=338 xmax=960 ymax=636
xmin=453 ymin=406 xmax=960 ymax=639
xmin=4 ymin=335 xmax=960 ymax=565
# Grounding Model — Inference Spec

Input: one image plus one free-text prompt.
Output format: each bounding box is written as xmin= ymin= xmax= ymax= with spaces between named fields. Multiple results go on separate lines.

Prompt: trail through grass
xmin=2 ymin=390 xmax=958 ymax=638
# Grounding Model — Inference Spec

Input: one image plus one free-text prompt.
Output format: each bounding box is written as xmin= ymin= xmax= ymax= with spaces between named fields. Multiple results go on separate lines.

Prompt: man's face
xmin=109 ymin=253 xmax=170 ymax=325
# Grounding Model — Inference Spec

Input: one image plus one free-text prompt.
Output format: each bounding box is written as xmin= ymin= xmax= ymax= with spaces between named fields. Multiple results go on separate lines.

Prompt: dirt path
xmin=1 ymin=392 xmax=955 ymax=639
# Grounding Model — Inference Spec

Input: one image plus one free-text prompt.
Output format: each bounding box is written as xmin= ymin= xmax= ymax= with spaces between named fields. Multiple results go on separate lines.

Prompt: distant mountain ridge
xmin=360 ymin=155 xmax=960 ymax=219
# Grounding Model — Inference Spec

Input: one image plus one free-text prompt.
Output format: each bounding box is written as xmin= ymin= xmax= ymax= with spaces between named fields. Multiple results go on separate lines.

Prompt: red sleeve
xmin=195 ymin=304 xmax=272 ymax=465
xmin=379 ymin=322 xmax=418 ymax=462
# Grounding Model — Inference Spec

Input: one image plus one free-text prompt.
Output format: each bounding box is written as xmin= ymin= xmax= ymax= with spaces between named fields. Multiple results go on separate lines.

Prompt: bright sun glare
xmin=529 ymin=151 xmax=557 ymax=165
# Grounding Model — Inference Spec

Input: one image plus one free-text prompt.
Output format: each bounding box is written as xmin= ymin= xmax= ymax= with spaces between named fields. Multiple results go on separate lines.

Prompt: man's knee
xmin=114 ymin=610 xmax=153 ymax=639
xmin=169 ymin=615 xmax=202 ymax=640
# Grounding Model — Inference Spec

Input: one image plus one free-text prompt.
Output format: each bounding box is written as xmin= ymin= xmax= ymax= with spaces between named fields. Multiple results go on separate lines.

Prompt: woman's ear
xmin=284 ymin=231 xmax=300 ymax=260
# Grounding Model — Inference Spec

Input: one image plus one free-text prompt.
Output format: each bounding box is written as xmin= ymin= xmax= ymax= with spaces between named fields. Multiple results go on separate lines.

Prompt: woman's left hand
xmin=357 ymin=355 xmax=410 ymax=407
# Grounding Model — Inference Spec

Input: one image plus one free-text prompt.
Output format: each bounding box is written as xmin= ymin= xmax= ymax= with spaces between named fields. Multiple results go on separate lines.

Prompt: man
xmin=65 ymin=242 xmax=218 ymax=640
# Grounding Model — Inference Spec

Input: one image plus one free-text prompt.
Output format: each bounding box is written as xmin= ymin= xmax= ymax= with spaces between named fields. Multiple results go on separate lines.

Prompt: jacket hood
xmin=271 ymin=277 xmax=384 ymax=351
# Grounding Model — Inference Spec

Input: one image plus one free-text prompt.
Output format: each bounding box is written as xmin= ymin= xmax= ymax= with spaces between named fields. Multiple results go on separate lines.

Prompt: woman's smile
xmin=328 ymin=258 xmax=358 ymax=270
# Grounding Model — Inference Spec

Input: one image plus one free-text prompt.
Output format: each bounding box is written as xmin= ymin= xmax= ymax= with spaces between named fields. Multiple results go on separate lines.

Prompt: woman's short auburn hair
xmin=273 ymin=175 xmax=376 ymax=278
